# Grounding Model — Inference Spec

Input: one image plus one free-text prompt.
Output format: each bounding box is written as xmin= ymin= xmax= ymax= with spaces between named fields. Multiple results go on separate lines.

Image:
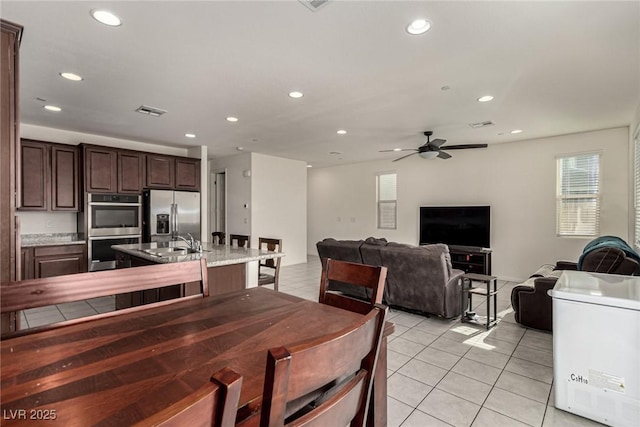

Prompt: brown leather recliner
xmin=511 ymin=237 xmax=640 ymax=331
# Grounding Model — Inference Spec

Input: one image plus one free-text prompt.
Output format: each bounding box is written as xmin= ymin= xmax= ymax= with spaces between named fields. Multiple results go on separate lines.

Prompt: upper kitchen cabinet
xmin=20 ymin=139 xmax=79 ymax=211
xmin=175 ymin=158 xmax=200 ymax=190
xmin=20 ymin=139 xmax=48 ymax=210
xmin=146 ymin=155 xmax=199 ymax=191
xmin=83 ymin=145 xmax=117 ymax=193
xmin=146 ymin=154 xmax=175 ymax=189
xmin=118 ymin=151 xmax=144 ymax=194
xmin=82 ymin=145 xmax=144 ymax=194
xmin=51 ymin=144 xmax=79 ymax=210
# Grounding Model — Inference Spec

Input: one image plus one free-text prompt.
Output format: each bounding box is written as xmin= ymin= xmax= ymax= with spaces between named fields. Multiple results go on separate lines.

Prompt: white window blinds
xmin=556 ymin=153 xmax=601 ymax=236
xmin=635 ymin=135 xmax=640 ymax=250
xmin=377 ymin=173 xmax=397 ymax=229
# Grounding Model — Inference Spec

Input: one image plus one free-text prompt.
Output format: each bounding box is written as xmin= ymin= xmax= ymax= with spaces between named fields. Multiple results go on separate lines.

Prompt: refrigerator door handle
xmin=172 ymin=203 xmax=179 ymax=237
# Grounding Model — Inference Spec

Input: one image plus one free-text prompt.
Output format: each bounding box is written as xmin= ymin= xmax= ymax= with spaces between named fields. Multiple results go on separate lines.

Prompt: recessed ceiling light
xmin=226 ymin=116 xmax=239 ymax=122
xmin=510 ymin=129 xmax=523 ymax=134
xmin=393 ymin=148 xmax=402 ymax=152
xmin=477 ymin=95 xmax=494 ymax=103
xmin=60 ymin=72 xmax=83 ymax=81
xmin=44 ymin=105 xmax=61 ymax=112
xmin=441 ymin=85 xmax=451 ymax=91
xmin=90 ymin=10 xmax=122 ymax=27
xmin=406 ymin=19 xmax=431 ymax=35
xmin=306 ymin=165 xmax=313 ymax=168
xmin=337 ymin=130 xmax=347 ymax=135
xmin=236 ymin=146 xmax=244 ymax=151
xmin=288 ymin=91 xmax=304 ymax=99
xmin=185 ymin=133 xmax=196 ymax=138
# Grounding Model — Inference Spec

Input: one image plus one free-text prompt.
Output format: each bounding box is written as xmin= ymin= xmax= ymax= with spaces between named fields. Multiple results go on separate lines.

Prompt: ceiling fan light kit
xmin=419 ymin=151 xmax=439 ymax=159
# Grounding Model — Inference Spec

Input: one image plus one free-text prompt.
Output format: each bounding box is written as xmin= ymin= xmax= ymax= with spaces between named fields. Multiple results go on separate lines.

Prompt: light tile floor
xmin=21 ymin=256 xmax=604 ymax=426
xmin=276 ymin=256 xmax=604 ymax=427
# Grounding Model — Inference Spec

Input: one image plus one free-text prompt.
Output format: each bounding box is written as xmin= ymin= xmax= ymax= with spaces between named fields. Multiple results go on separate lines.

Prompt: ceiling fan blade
xmin=437 ymin=151 xmax=452 ymax=159
xmin=430 ymin=138 xmax=447 ymax=148
xmin=442 ymin=144 xmax=488 ymax=150
xmin=392 ymin=152 xmax=419 ymax=162
xmin=379 ymin=148 xmax=416 ymax=152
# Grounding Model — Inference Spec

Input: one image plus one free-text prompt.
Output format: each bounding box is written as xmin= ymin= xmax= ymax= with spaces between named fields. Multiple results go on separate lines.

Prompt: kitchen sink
xmin=141 ymin=247 xmax=192 ymax=257
xmin=139 ymin=246 xmax=210 ymax=257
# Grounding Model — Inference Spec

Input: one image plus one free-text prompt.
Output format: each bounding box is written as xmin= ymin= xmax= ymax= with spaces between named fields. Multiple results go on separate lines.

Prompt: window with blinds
xmin=635 ymin=134 xmax=640 ymax=250
xmin=556 ymin=152 xmax=601 ymax=236
xmin=377 ymin=172 xmax=397 ymax=229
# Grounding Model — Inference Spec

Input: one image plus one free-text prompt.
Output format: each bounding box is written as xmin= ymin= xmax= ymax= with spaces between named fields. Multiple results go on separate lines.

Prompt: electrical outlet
xmin=46 ymin=220 xmax=53 ymax=228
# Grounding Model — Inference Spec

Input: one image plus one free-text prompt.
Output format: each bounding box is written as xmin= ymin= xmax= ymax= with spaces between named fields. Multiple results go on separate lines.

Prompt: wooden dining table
xmin=0 ymin=287 xmax=393 ymax=426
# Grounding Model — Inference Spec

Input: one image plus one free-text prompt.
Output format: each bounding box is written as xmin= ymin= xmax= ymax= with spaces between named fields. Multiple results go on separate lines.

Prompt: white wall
xmin=308 ymin=127 xmax=629 ymax=282
xmin=251 ymin=153 xmax=307 ymax=266
xmin=18 ymin=124 xmax=203 ymax=235
xmin=209 ymin=153 xmax=252 ymax=237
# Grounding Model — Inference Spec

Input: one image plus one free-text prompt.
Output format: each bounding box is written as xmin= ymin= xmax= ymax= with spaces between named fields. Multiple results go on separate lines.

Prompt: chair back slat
xmin=318 ymin=259 xmax=387 ymax=315
xmin=260 ymin=305 xmax=387 ymax=427
xmin=1 ymin=259 xmax=208 ymax=314
xmin=1 ymin=259 xmax=208 ymax=338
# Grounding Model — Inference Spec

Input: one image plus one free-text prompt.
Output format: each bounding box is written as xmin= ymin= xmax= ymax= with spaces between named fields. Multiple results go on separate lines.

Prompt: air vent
xmin=135 ymin=105 xmax=167 ymax=117
xmin=299 ymin=0 xmax=330 ymax=12
xmin=469 ymin=120 xmax=495 ymax=129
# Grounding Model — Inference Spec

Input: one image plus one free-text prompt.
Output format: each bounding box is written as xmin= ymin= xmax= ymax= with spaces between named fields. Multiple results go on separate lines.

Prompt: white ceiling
xmin=2 ymin=1 xmax=639 ymax=167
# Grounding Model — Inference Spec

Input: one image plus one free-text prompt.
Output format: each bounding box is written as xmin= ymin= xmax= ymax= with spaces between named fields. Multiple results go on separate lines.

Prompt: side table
xmin=461 ymin=272 xmax=498 ymax=330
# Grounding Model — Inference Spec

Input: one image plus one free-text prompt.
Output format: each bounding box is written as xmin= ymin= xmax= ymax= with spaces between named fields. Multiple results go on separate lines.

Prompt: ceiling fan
xmin=380 ymin=131 xmax=488 ymax=162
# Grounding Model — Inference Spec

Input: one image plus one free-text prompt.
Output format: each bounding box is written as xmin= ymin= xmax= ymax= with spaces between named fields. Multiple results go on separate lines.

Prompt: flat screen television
xmin=419 ymin=206 xmax=490 ymax=249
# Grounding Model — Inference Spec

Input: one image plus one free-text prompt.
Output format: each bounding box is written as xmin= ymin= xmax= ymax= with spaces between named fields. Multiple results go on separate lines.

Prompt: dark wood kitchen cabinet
xmin=175 ymin=158 xmax=200 ymax=190
xmin=19 ymin=139 xmax=79 ymax=211
xmin=20 ymin=247 xmax=32 ymax=280
xmin=82 ymin=145 xmax=144 ymax=194
xmin=83 ymin=145 xmax=118 ymax=193
xmin=51 ymin=144 xmax=80 ymax=210
xmin=118 ymin=151 xmax=144 ymax=193
xmin=146 ymin=154 xmax=175 ymax=189
xmin=20 ymin=140 xmax=48 ymax=210
xmin=147 ymin=155 xmax=200 ymax=191
xmin=21 ymin=244 xmax=87 ymax=280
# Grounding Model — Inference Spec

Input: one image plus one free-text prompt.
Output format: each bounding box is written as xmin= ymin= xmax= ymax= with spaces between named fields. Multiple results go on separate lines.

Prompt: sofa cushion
xmin=316 ymin=238 xmax=364 ymax=264
xmin=378 ymin=243 xmax=452 ymax=315
xmin=316 ymin=238 xmax=369 ymax=300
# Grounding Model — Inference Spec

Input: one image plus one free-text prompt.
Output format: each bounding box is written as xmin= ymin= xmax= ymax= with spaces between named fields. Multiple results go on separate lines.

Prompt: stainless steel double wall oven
xmin=86 ymin=193 xmax=142 ymax=271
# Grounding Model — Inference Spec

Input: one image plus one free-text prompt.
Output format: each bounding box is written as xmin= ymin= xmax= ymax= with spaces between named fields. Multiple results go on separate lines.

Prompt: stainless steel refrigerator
xmin=143 ymin=190 xmax=200 ymax=243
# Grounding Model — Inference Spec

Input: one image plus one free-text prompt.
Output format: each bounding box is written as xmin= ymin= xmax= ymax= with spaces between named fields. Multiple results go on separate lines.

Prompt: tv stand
xmin=449 ymin=246 xmax=492 ymax=275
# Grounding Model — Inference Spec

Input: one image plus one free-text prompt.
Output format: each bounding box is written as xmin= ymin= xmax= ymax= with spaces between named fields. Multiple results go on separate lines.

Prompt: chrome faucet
xmin=176 ymin=233 xmax=202 ymax=252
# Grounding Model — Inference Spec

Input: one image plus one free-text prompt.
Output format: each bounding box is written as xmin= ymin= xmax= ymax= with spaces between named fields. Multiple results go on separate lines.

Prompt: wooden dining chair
xmin=260 ymin=305 xmax=387 ymax=427
xmin=135 ymin=367 xmax=242 ymax=427
xmin=0 ymin=259 xmax=208 ymax=337
xmin=229 ymin=234 xmax=250 ymax=248
xmin=211 ymin=232 xmax=226 ymax=245
xmin=258 ymin=238 xmax=282 ymax=291
xmin=318 ymin=258 xmax=388 ymax=315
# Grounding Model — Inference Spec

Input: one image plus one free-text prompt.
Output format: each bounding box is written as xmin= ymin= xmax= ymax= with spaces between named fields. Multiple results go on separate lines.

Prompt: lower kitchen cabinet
xmin=21 ymin=244 xmax=87 ymax=280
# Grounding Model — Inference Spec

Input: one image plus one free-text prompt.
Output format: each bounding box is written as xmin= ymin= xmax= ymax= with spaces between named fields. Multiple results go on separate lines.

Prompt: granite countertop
xmin=21 ymin=233 xmax=86 ymax=247
xmin=111 ymin=241 xmax=285 ymax=268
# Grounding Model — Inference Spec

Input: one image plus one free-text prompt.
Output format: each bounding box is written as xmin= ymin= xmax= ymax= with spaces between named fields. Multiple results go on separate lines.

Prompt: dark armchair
xmin=511 ymin=236 xmax=640 ymax=331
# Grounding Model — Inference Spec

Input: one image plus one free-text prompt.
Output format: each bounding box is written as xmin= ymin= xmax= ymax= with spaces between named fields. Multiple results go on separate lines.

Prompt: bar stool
xmin=211 ymin=231 xmax=225 ymax=245
xmin=229 ymin=234 xmax=250 ymax=248
xmin=258 ymin=238 xmax=282 ymax=291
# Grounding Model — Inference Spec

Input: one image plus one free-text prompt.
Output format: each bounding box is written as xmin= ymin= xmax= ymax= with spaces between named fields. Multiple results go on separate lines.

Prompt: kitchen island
xmin=112 ymin=241 xmax=284 ymax=306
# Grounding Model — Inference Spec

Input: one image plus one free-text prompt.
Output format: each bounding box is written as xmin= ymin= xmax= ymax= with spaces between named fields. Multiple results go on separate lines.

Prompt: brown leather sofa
xmin=511 ymin=236 xmax=640 ymax=331
xmin=316 ymin=237 xmax=464 ymax=318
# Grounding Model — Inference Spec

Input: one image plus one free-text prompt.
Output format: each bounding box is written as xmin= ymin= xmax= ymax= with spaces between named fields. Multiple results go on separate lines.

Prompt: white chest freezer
xmin=550 ymin=271 xmax=640 ymax=426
